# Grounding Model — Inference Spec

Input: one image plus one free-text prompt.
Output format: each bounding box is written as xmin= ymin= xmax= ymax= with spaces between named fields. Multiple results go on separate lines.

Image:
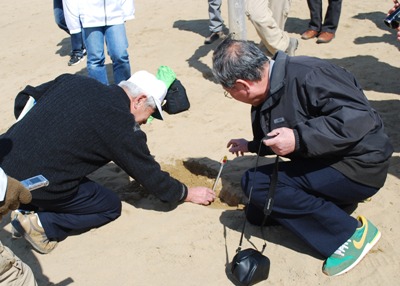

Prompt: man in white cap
xmin=0 ymin=72 xmax=216 ymax=254
xmin=126 ymin=70 xmax=166 ymax=122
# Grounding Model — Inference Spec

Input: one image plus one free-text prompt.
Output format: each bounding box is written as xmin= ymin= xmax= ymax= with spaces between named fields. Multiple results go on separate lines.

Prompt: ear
xmin=132 ymin=94 xmax=148 ymax=108
xmin=235 ymin=79 xmax=251 ymax=92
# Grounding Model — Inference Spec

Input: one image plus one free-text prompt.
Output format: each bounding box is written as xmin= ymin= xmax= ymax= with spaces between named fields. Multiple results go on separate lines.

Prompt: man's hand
xmin=185 ymin=187 xmax=216 ymax=205
xmin=227 ymin=138 xmax=249 ymax=157
xmin=389 ymin=0 xmax=399 ymax=13
xmin=263 ymin=127 xmax=296 ymax=156
xmin=0 ymin=176 xmax=32 ymax=220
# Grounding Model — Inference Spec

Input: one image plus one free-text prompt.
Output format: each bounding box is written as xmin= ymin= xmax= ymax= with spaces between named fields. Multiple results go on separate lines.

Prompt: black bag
xmin=163 ymin=79 xmax=190 ymax=114
xmin=231 ymin=248 xmax=270 ymax=286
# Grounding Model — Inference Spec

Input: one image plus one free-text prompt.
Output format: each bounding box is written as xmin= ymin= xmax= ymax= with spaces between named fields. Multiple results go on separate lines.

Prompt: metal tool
xmin=212 ymin=156 xmax=228 ymax=192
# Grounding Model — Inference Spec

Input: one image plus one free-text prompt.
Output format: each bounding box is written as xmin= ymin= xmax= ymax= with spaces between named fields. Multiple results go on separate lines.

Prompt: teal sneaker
xmin=322 ymin=216 xmax=381 ymax=276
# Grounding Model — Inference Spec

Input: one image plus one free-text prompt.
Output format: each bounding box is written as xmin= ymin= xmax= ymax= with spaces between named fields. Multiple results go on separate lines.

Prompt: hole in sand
xmin=90 ymin=159 xmax=247 ymax=209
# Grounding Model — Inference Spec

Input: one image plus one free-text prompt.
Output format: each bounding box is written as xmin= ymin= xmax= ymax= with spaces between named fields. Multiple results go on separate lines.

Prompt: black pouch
xmin=163 ymin=79 xmax=190 ymax=114
xmin=231 ymin=248 xmax=270 ymax=286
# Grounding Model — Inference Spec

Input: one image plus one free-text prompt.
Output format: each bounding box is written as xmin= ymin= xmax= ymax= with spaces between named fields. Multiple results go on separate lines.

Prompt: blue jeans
xmin=53 ymin=0 xmax=68 ymax=33
xmin=242 ymin=159 xmax=378 ymax=257
xmin=84 ymin=24 xmax=131 ymax=85
xmin=53 ymin=0 xmax=86 ymax=56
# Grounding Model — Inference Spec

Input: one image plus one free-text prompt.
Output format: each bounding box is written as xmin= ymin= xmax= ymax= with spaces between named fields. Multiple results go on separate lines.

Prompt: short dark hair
xmin=212 ymin=36 xmax=269 ymax=88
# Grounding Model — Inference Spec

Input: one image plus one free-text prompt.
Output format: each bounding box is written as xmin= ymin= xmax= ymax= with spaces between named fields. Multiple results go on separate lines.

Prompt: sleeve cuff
xmin=179 ymin=184 xmax=188 ymax=202
xmin=247 ymin=141 xmax=258 ymax=153
xmin=293 ymin=129 xmax=301 ymax=151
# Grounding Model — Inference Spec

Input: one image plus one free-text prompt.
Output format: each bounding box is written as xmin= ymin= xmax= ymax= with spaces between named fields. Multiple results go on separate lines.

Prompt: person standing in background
xmin=301 ymin=0 xmax=343 ymax=44
xmin=246 ymin=0 xmax=298 ymax=56
xmin=204 ymin=0 xmax=225 ymax=44
xmin=53 ymin=0 xmax=86 ymax=66
xmin=205 ymin=0 xmax=298 ymax=56
xmin=63 ymin=0 xmax=134 ymax=85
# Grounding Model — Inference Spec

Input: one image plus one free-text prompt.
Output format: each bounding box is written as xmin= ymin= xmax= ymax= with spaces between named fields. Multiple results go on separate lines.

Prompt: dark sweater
xmin=0 ymin=74 xmax=187 ymax=202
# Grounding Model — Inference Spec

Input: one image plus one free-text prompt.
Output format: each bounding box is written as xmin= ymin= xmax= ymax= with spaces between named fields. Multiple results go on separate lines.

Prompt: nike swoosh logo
xmin=353 ymin=220 xmax=368 ymax=249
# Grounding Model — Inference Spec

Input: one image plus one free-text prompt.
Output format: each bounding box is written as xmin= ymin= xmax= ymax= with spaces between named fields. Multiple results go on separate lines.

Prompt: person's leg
xmin=242 ymin=160 xmax=378 ymax=257
xmin=208 ymin=0 xmax=223 ymax=32
xmin=53 ymin=0 xmax=69 ymax=33
xmin=245 ymin=0 xmax=290 ymax=55
xmin=104 ymin=24 xmax=131 ymax=84
xmin=0 ymin=242 xmax=37 ymax=285
xmin=70 ymin=32 xmax=85 ymax=54
xmin=204 ymin=0 xmax=225 ymax=44
xmin=84 ymin=27 xmax=109 ymax=85
xmin=268 ymin=0 xmax=292 ymax=30
xmin=35 ymin=179 xmax=122 ymax=241
xmin=306 ymin=0 xmax=323 ymax=31
xmin=321 ymin=0 xmax=343 ymax=33
xmin=53 ymin=0 xmax=86 ymax=66
xmin=69 ymin=30 xmax=86 ymax=66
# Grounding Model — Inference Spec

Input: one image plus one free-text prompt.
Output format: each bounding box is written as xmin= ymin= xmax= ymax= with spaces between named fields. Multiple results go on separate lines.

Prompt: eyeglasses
xmin=224 ymin=90 xmax=232 ymax=99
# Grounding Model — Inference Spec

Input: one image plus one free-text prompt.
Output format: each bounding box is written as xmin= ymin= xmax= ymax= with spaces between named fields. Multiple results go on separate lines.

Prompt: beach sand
xmin=0 ymin=0 xmax=399 ymax=285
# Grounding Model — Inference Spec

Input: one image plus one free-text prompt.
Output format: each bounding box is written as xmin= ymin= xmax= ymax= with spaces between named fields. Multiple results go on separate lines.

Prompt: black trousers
xmin=306 ymin=0 xmax=343 ymax=33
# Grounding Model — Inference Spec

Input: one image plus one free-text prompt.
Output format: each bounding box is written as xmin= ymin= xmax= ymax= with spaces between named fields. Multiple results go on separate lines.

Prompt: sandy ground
xmin=0 ymin=0 xmax=399 ymax=285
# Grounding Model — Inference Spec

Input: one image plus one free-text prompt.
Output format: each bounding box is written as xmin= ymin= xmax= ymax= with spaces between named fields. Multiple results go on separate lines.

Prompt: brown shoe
xmin=301 ymin=29 xmax=319 ymax=40
xmin=317 ymin=32 xmax=335 ymax=44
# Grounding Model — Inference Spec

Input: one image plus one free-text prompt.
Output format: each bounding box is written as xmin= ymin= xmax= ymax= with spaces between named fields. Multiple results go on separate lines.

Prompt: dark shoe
xmin=317 ymin=32 xmax=335 ymax=44
xmin=285 ymin=38 xmax=299 ymax=56
xmin=204 ymin=31 xmax=225 ymax=44
xmin=68 ymin=48 xmax=86 ymax=66
xmin=301 ymin=29 xmax=319 ymax=40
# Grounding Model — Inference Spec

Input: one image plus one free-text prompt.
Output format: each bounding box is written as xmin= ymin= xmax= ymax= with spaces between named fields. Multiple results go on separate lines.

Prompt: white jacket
xmin=63 ymin=0 xmax=135 ymax=34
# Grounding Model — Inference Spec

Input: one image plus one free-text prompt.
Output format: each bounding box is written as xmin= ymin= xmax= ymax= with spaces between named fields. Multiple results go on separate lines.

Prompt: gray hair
xmin=118 ymin=80 xmax=156 ymax=109
xmin=212 ymin=37 xmax=269 ymax=88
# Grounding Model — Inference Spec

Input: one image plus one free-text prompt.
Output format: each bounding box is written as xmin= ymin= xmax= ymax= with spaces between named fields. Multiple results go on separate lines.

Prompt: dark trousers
xmin=306 ymin=0 xmax=343 ymax=33
xmin=21 ymin=179 xmax=122 ymax=241
xmin=242 ymin=160 xmax=378 ymax=257
xmin=53 ymin=0 xmax=86 ymax=55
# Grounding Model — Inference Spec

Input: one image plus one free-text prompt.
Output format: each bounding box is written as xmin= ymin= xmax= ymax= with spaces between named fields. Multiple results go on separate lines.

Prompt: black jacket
xmin=248 ymin=52 xmax=393 ymax=189
xmin=0 ymin=74 xmax=187 ymax=202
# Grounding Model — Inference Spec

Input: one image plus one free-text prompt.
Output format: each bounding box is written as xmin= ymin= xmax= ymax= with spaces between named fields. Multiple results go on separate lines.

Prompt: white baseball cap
xmin=127 ymin=70 xmax=167 ymax=120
